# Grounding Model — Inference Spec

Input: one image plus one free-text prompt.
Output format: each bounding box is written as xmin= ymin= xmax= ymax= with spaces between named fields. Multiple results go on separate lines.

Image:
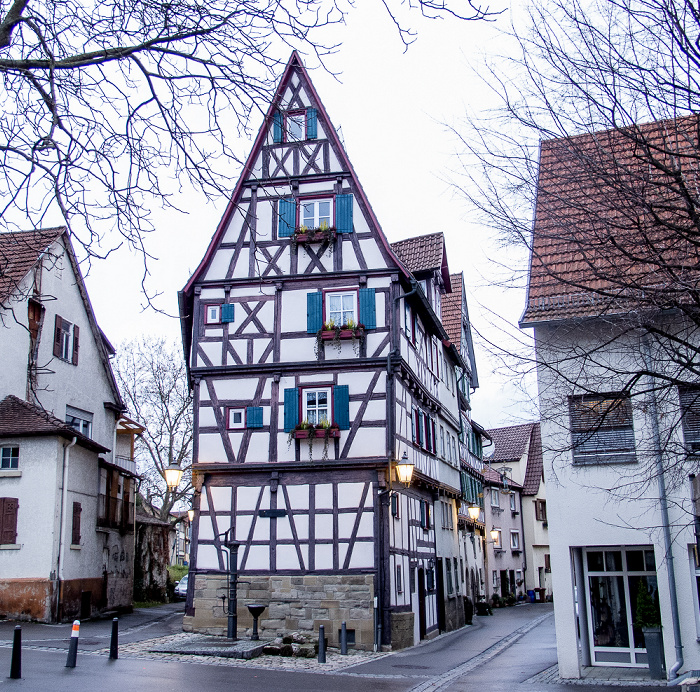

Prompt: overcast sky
xmin=84 ymin=1 xmax=538 ymax=430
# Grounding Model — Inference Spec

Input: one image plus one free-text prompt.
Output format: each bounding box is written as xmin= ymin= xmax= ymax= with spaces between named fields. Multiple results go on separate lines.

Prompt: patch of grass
xmin=133 ymin=600 xmax=165 ymax=609
xmin=168 ymin=564 xmax=189 ymax=582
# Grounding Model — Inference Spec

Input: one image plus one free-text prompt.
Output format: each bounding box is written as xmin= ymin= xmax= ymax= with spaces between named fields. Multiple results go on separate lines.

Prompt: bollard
xmin=340 ymin=621 xmax=348 ymax=655
xmin=65 ymin=620 xmax=80 ymax=668
xmin=9 ymin=625 xmax=21 ymax=679
xmin=109 ymin=617 xmax=118 ymax=660
xmin=318 ymin=624 xmax=326 ymax=664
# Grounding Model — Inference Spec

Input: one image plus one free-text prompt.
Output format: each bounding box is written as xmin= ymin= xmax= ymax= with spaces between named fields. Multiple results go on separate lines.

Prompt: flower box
xmin=293 ymin=428 xmax=341 ymax=439
xmin=319 ymin=329 xmax=365 ymax=341
xmin=293 ymin=229 xmax=337 ymax=244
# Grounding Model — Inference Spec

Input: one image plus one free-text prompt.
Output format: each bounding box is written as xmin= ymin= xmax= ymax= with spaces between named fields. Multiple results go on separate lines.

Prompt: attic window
xmin=273 ymin=108 xmax=318 ymax=143
xmin=287 ymin=112 xmax=305 ymax=141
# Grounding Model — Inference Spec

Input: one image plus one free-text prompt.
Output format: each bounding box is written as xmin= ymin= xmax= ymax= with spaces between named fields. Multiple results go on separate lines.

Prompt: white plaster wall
xmin=0 ymin=270 xmax=33 ymax=400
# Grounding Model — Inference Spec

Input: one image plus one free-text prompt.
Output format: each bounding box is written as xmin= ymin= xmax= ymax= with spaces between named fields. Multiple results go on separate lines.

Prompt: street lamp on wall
xmin=395 ymin=451 xmax=414 ymax=487
xmin=467 ymin=505 xmax=481 ymax=522
xmin=187 ymin=508 xmax=195 ymax=522
xmin=164 ymin=463 xmax=184 ymax=492
xmin=490 ymin=526 xmax=500 ymax=542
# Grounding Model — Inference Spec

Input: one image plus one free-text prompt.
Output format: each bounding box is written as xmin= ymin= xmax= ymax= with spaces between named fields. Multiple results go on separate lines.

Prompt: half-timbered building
xmin=179 ymin=52 xmax=480 ymax=650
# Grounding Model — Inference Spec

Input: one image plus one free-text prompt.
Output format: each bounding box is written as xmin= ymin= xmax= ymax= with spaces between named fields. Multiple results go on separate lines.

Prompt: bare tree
xmin=453 ymin=0 xmax=700 ymax=502
xmin=114 ymin=336 xmax=192 ymax=522
xmin=0 ymin=0 xmax=498 ymax=307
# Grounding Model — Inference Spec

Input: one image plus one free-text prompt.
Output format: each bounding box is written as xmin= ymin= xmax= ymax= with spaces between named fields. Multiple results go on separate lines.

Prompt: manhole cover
xmin=393 ymin=664 xmax=429 ymax=669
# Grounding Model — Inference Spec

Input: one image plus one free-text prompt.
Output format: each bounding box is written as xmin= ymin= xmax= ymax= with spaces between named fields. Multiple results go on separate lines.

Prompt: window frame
xmin=285 ymin=109 xmax=307 ymax=142
xmin=535 ymin=499 xmax=548 ymax=522
xmin=298 ymin=194 xmax=334 ymax=229
xmin=396 ymin=563 xmax=403 ymax=594
xmin=323 ymin=288 xmax=359 ymax=328
xmin=204 ymin=304 xmax=221 ymax=325
xmin=492 ymin=529 xmax=502 ymax=549
xmin=510 ymin=530 xmax=520 ymax=550
xmin=569 ymin=393 xmax=636 ymax=465
xmin=227 ymin=408 xmax=246 ymax=430
xmin=0 ymin=446 xmax=19 ymax=470
xmin=510 ymin=493 xmax=517 ymax=511
xmin=301 ymin=386 xmax=333 ymax=426
xmin=490 ymin=488 xmax=500 ymax=507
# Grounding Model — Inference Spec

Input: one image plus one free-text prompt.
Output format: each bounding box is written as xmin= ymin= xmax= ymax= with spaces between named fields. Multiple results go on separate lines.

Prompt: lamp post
xmin=395 ymin=451 xmax=414 ymax=487
xmin=164 ymin=463 xmax=184 ymax=492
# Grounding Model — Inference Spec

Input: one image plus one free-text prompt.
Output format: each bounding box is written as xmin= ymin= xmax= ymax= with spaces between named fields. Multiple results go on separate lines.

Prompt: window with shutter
xmin=72 ymin=324 xmax=79 ymax=365
xmin=335 ymin=194 xmax=353 ymax=233
xmin=0 ymin=497 xmax=18 ymax=544
xmin=53 ymin=315 xmax=75 ymax=362
xmin=227 ymin=408 xmax=245 ymax=430
xmin=359 ymin=288 xmax=376 ymax=330
xmin=417 ymin=411 xmax=424 ymax=447
xmin=306 ymin=108 xmax=317 ymax=140
xmin=307 ymin=291 xmax=323 ymax=333
xmin=72 ymin=502 xmax=82 ymax=545
xmin=283 ymin=388 xmax=299 ymax=432
xmin=278 ymin=198 xmax=296 ymax=237
xmin=569 ymin=393 xmax=636 ymax=464
xmin=246 ymin=406 xmax=263 ymax=429
xmin=333 ymin=385 xmax=350 ymax=430
xmin=273 ymin=110 xmax=283 ymax=143
xmin=221 ymin=304 xmax=235 ymax=323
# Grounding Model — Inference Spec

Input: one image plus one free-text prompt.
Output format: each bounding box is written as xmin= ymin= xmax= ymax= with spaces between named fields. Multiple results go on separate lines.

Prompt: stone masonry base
xmin=184 ymin=573 xmax=376 ymax=650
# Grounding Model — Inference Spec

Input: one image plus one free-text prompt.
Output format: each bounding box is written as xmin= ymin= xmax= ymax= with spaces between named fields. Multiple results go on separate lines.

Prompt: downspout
xmin=56 ymin=436 xmax=77 ymax=621
xmin=642 ymin=337 xmax=683 ymax=679
xmin=375 ymin=279 xmax=418 ymax=651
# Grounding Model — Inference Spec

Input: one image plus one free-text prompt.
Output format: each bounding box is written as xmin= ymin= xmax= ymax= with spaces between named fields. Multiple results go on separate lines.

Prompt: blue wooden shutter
xmin=334 ymin=385 xmax=350 ymax=430
xmin=306 ymin=108 xmax=317 ymax=140
xmin=278 ymin=198 xmax=296 ymax=237
xmin=411 ymin=409 xmax=416 ymax=443
xmin=335 ymin=194 xmax=353 ymax=233
xmin=246 ymin=406 xmax=263 ymax=428
xmin=359 ymin=288 xmax=376 ymax=329
xmin=283 ymin=388 xmax=299 ymax=432
xmin=221 ymin=304 xmax=235 ymax=323
xmin=273 ymin=110 xmax=283 ymax=143
xmin=417 ymin=411 xmax=424 ymax=447
xmin=307 ymin=292 xmax=323 ymax=333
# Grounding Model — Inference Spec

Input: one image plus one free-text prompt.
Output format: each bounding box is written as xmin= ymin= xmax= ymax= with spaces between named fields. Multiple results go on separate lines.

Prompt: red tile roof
xmin=390 ymin=232 xmax=445 ymax=274
xmin=487 ymin=422 xmax=543 ymax=496
xmin=482 ymin=464 xmax=522 ymax=490
xmin=0 ymin=395 xmax=109 ymax=453
xmin=0 ymin=228 xmax=65 ymax=303
xmin=441 ymin=272 xmax=462 ymax=344
xmin=521 ymin=116 xmax=700 ymax=325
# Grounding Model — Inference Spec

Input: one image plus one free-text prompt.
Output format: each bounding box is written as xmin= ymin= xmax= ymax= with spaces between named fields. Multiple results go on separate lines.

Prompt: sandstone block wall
xmin=184 ymin=572 xmax=376 ymax=650
xmin=390 ymin=611 xmax=414 ymax=650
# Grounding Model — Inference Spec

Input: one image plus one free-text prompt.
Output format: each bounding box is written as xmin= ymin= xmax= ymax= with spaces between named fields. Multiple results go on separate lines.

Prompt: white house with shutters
xmin=0 ymin=229 xmax=139 ymax=622
xmin=179 ymin=52 xmax=484 ymax=650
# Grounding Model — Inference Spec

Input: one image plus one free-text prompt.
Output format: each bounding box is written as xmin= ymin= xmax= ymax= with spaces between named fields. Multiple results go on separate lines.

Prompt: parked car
xmin=174 ymin=573 xmax=189 ymax=600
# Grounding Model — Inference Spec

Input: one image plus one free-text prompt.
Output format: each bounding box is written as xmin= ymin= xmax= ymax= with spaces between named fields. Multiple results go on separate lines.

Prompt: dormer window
xmin=287 ymin=112 xmax=305 ymax=141
xmin=273 ymin=108 xmax=317 ymax=143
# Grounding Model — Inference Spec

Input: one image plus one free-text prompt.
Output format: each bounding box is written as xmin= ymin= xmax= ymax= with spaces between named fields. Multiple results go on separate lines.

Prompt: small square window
xmin=66 ymin=406 xmax=92 ymax=438
xmin=302 ymin=388 xmax=330 ymax=425
xmin=0 ymin=447 xmax=19 ymax=470
xmin=205 ymin=305 xmax=221 ymax=324
xmin=227 ymin=408 xmax=245 ymax=430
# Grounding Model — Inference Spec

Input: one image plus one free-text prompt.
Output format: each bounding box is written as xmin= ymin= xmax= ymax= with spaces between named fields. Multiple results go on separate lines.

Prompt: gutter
xmin=642 ymin=337 xmax=683 ymax=679
xmin=56 ymin=436 xmax=77 ymax=621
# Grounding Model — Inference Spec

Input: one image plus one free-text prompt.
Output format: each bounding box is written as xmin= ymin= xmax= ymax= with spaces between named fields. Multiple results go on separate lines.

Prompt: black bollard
xmin=340 ymin=621 xmax=348 ymax=655
xmin=318 ymin=624 xmax=326 ymax=663
xmin=9 ymin=625 xmax=21 ymax=679
xmin=65 ymin=620 xmax=80 ymax=668
xmin=109 ymin=617 xmax=118 ymax=660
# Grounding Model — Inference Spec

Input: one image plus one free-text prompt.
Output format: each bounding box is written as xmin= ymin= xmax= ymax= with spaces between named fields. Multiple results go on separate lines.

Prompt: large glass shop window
xmin=583 ymin=547 xmax=658 ymax=667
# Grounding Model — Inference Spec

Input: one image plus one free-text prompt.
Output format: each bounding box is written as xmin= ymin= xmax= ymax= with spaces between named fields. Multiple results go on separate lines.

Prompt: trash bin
xmin=535 ymin=588 xmax=546 ymax=602
xmin=527 ymin=590 xmax=535 ymax=603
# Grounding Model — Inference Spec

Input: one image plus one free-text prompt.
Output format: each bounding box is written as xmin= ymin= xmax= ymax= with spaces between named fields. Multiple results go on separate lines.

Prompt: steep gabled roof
xmin=488 ymin=423 xmax=534 ymax=463
xmin=0 ymin=228 xmax=64 ymax=303
xmin=487 ymin=422 xmax=543 ymax=495
xmin=0 ymin=395 xmax=109 ymax=453
xmin=390 ymin=232 xmax=452 ymax=292
xmin=0 ymin=228 xmax=124 ymax=410
xmin=441 ymin=272 xmax=462 ymax=344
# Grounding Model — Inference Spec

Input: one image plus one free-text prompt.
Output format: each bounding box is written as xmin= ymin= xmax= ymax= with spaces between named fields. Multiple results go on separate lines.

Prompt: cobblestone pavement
xmin=524 ymin=666 xmax=667 ymax=688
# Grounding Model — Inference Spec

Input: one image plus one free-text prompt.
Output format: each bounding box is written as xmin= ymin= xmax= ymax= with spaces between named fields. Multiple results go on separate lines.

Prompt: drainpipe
xmin=642 ymin=337 xmax=683 ymax=679
xmin=56 ymin=436 xmax=77 ymax=621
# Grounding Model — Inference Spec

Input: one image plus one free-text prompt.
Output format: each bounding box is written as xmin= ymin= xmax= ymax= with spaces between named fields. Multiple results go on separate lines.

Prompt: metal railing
xmin=97 ymin=494 xmax=134 ymax=530
xmin=114 ymin=455 xmax=137 ymax=475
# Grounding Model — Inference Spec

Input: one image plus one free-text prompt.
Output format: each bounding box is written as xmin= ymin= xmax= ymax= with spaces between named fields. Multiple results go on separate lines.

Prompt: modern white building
xmin=0 ymin=228 xmax=138 ymax=621
xmin=521 ymin=119 xmax=700 ymax=679
xmin=179 ymin=52 xmax=485 ymax=649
